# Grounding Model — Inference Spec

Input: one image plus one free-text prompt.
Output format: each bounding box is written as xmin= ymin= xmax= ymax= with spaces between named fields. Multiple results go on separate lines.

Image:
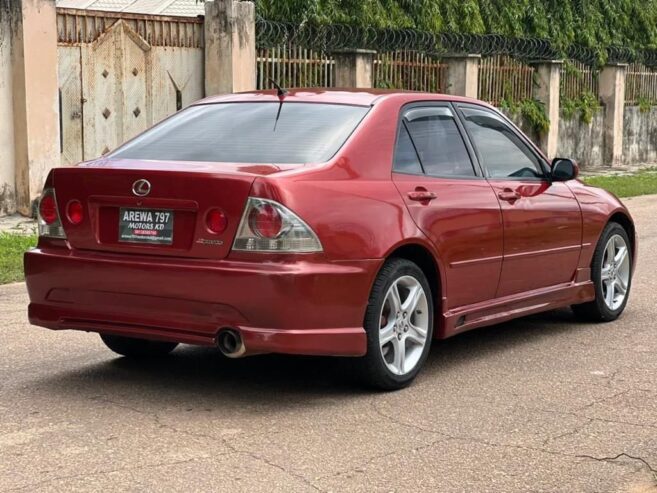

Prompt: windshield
xmin=109 ymin=102 xmax=369 ymax=164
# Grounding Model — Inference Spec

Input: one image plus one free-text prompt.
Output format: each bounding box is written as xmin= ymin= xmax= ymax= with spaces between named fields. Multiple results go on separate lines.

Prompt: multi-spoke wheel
xmin=573 ymin=222 xmax=633 ymax=322
xmin=600 ymin=234 xmax=631 ymax=311
xmin=378 ymin=276 xmax=429 ymax=376
xmin=358 ymin=258 xmax=433 ymax=390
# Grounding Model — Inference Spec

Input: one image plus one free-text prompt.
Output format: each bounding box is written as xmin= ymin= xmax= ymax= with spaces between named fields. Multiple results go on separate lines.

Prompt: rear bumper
xmin=25 ymin=247 xmax=381 ymax=356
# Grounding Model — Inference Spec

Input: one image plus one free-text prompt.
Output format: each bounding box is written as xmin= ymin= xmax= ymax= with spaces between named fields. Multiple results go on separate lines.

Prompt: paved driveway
xmin=1 ymin=195 xmax=656 ymax=492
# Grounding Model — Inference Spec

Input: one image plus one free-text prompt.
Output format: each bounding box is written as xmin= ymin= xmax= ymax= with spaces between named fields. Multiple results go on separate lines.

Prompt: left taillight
xmin=38 ymin=188 xmax=66 ymax=239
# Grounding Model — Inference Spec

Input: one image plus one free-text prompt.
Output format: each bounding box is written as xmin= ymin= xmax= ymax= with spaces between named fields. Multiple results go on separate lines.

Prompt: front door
xmin=456 ymin=104 xmax=582 ymax=298
xmin=391 ymin=104 xmax=504 ymax=310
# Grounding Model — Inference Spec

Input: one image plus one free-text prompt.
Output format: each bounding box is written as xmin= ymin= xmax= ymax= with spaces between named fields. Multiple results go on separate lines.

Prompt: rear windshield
xmin=109 ymin=102 xmax=369 ymax=164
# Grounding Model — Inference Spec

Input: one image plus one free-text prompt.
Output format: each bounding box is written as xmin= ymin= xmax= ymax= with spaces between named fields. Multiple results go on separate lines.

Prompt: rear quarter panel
xmin=247 ymin=96 xmax=443 ymax=264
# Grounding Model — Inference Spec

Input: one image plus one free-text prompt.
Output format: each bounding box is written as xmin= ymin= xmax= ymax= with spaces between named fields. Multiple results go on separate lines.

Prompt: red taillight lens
xmin=206 ymin=208 xmax=227 ymax=234
xmin=248 ymin=203 xmax=282 ymax=239
xmin=39 ymin=194 xmax=58 ymax=225
xmin=66 ymin=200 xmax=84 ymax=225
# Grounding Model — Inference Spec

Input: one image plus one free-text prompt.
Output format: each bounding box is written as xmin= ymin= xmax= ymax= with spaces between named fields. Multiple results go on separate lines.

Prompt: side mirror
xmin=551 ymin=158 xmax=579 ymax=181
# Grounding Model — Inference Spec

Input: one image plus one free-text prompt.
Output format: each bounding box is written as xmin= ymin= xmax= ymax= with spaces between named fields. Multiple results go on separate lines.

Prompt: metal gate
xmin=57 ymin=9 xmax=204 ymax=165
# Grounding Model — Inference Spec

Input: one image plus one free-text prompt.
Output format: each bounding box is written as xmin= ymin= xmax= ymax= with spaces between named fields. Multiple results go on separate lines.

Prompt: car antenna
xmin=268 ymin=77 xmax=288 ymax=97
xmin=268 ymin=78 xmax=288 ymax=130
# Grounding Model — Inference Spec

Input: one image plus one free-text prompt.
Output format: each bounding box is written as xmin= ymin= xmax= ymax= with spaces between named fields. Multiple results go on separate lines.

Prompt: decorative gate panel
xmin=121 ymin=26 xmax=150 ymax=146
xmin=81 ymin=21 xmax=124 ymax=158
xmin=58 ymin=46 xmax=84 ymax=165
xmin=57 ymin=8 xmax=204 ymax=164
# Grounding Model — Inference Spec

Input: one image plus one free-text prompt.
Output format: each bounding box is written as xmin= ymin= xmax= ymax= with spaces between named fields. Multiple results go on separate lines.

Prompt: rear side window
xmin=393 ymin=124 xmax=423 ymax=174
xmin=110 ymin=102 xmax=369 ymax=164
xmin=460 ymin=106 xmax=543 ymax=179
xmin=401 ymin=107 xmax=475 ymax=177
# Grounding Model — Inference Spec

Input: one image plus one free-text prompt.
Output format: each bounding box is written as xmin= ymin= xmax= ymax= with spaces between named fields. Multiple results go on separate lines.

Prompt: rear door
xmin=455 ymin=104 xmax=582 ymax=297
xmin=391 ymin=103 xmax=504 ymax=309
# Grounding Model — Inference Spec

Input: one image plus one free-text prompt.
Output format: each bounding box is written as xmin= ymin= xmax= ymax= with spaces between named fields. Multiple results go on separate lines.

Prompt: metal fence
xmin=478 ymin=55 xmax=534 ymax=105
xmin=374 ymin=51 xmax=447 ymax=92
xmin=560 ymin=60 xmax=599 ymax=100
xmin=254 ymin=17 xmax=657 ymax=102
xmin=625 ymin=63 xmax=657 ymax=104
xmin=56 ymin=7 xmax=203 ymax=47
xmin=256 ymin=46 xmax=335 ymax=90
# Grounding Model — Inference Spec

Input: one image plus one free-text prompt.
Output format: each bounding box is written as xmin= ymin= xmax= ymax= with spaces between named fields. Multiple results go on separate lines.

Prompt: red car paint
xmin=24 ymin=89 xmax=636 ymax=356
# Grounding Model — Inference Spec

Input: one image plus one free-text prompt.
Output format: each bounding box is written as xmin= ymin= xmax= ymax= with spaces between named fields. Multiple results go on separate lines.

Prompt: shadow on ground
xmin=33 ymin=308 xmax=590 ymax=408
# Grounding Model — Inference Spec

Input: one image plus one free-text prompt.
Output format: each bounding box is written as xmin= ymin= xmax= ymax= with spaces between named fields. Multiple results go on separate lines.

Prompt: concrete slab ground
xmin=1 ymin=195 xmax=656 ymax=492
xmin=0 ymin=214 xmax=36 ymax=235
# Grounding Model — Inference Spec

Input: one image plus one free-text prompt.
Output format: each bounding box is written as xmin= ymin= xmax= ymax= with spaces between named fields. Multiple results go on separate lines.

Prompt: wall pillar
xmin=531 ymin=60 xmax=562 ymax=159
xmin=599 ymin=63 xmax=627 ymax=166
xmin=333 ymin=49 xmax=376 ymax=88
xmin=2 ymin=0 xmax=60 ymax=216
xmin=204 ymin=0 xmax=256 ymax=96
xmin=444 ymin=54 xmax=480 ymax=98
xmin=0 ymin=1 xmax=17 ymax=215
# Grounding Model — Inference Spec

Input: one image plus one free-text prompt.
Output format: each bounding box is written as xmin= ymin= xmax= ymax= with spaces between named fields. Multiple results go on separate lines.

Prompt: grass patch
xmin=0 ymin=233 xmax=37 ymax=284
xmin=582 ymin=168 xmax=657 ymax=198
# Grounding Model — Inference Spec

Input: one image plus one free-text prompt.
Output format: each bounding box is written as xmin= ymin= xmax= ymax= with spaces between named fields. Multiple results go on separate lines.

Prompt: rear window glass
xmin=109 ymin=102 xmax=369 ymax=164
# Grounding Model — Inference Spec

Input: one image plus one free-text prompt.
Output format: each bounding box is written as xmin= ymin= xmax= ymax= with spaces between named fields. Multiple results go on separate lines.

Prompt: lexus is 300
xmin=25 ymin=90 xmax=636 ymax=389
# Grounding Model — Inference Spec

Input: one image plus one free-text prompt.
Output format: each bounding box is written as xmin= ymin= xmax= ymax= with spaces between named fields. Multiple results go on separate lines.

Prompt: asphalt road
xmin=2 ymin=195 xmax=657 ymax=493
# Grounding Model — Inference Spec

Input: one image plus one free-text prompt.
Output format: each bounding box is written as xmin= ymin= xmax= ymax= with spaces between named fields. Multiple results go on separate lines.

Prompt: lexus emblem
xmin=132 ymin=179 xmax=151 ymax=197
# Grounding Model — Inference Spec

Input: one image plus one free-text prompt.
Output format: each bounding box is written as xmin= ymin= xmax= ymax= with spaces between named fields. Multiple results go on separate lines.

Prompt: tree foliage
xmin=255 ymin=0 xmax=657 ymax=51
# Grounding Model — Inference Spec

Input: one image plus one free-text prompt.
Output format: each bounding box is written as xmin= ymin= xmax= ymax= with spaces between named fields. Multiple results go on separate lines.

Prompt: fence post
xmin=444 ymin=54 xmax=480 ymax=98
xmin=2 ymin=0 xmax=60 ymax=216
xmin=204 ymin=0 xmax=256 ymax=96
xmin=333 ymin=50 xmax=376 ymax=88
xmin=599 ymin=63 xmax=627 ymax=166
xmin=531 ymin=60 xmax=562 ymax=159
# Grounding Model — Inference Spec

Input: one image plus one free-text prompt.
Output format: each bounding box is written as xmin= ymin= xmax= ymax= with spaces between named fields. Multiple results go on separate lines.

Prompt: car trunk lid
xmin=50 ymin=159 xmax=290 ymax=259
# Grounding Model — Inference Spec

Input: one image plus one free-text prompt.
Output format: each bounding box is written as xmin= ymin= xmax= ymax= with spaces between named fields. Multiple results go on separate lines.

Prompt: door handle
xmin=408 ymin=190 xmax=437 ymax=201
xmin=498 ymin=189 xmax=521 ymax=202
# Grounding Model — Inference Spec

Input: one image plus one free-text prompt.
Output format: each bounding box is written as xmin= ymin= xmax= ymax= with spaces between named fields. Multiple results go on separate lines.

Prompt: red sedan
xmin=25 ymin=90 xmax=636 ymax=389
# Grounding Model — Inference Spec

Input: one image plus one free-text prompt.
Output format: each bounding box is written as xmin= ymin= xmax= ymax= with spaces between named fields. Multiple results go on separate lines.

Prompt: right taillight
xmin=248 ymin=202 xmax=283 ymax=239
xmin=233 ymin=198 xmax=322 ymax=253
xmin=38 ymin=188 xmax=66 ymax=239
xmin=66 ymin=200 xmax=84 ymax=225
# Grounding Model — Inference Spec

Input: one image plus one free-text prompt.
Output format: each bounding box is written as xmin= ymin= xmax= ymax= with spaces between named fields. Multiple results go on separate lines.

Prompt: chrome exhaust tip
xmin=217 ymin=328 xmax=246 ymax=358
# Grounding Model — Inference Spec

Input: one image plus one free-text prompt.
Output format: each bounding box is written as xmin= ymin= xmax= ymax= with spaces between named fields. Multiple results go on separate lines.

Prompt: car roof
xmin=194 ymin=88 xmax=486 ymax=107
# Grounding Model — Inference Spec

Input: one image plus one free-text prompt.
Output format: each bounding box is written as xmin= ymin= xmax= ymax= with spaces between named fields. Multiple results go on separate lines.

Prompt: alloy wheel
xmin=378 ymin=275 xmax=429 ymax=376
xmin=601 ymin=234 xmax=631 ymax=311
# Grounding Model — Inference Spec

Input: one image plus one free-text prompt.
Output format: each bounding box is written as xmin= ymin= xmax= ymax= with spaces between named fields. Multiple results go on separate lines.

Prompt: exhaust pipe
xmin=217 ymin=328 xmax=246 ymax=358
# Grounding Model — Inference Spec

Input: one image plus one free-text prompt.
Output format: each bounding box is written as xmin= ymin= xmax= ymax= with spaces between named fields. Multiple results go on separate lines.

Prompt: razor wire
xmin=256 ymin=17 xmax=657 ymax=67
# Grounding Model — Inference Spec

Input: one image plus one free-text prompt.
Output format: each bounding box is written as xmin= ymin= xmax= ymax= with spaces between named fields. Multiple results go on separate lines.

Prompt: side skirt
xmin=437 ymin=280 xmax=596 ymax=339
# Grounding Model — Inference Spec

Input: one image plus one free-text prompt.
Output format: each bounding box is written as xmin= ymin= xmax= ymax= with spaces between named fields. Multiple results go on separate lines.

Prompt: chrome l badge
xmin=132 ymin=179 xmax=151 ymax=197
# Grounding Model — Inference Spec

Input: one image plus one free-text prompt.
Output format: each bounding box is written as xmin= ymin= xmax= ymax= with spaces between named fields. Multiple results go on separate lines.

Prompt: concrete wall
xmin=0 ymin=0 xmax=59 ymax=216
xmin=623 ymin=106 xmax=657 ymax=165
xmin=556 ymin=111 xmax=605 ymax=167
xmin=504 ymin=108 xmax=606 ymax=168
xmin=0 ymin=1 xmax=17 ymax=214
xmin=502 ymin=107 xmax=657 ymax=168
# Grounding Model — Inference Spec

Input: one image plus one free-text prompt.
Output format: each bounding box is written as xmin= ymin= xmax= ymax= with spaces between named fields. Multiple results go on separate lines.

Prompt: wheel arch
xmin=608 ymin=211 xmax=637 ymax=264
xmin=385 ymin=242 xmax=443 ymax=315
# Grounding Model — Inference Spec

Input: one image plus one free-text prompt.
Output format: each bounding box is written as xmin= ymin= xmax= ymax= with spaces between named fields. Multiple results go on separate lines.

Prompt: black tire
xmin=357 ymin=258 xmax=434 ymax=390
xmin=572 ymin=222 xmax=632 ymax=322
xmin=100 ymin=334 xmax=178 ymax=358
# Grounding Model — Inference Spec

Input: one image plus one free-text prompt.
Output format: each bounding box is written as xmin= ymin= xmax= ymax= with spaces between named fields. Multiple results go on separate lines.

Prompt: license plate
xmin=119 ymin=208 xmax=174 ymax=245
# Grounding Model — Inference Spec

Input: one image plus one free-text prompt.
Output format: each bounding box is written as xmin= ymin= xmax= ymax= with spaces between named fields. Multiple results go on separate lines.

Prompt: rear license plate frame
xmin=118 ymin=207 xmax=174 ymax=245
